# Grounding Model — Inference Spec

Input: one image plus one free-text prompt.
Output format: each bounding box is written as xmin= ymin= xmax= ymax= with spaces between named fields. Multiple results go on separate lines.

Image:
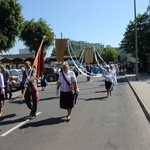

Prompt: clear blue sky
xmin=4 ymin=0 xmax=149 ymax=55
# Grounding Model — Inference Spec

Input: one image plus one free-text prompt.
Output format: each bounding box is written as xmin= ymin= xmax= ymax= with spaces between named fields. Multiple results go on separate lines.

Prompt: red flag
xmin=33 ymin=44 xmax=45 ymax=79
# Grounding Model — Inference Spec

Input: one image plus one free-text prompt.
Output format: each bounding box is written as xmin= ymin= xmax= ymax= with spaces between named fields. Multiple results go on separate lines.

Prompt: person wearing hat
xmin=102 ymin=65 xmax=113 ymax=97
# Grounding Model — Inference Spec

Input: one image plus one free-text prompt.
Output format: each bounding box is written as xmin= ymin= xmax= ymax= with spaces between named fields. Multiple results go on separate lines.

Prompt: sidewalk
xmin=125 ymin=73 xmax=150 ymax=123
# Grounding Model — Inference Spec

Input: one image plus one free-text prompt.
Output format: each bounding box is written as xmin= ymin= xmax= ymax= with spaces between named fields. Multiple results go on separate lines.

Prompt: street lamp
xmin=134 ymin=0 xmax=138 ymax=80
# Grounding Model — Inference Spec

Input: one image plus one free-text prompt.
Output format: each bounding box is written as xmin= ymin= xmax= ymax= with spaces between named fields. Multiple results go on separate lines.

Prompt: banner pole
xmin=21 ymin=36 xmax=46 ymax=100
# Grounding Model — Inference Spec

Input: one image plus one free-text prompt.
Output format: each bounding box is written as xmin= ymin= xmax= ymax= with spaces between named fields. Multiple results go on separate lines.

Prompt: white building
xmin=19 ymin=48 xmax=35 ymax=55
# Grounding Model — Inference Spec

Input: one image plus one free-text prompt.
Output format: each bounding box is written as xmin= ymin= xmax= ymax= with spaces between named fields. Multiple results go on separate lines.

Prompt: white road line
xmin=1 ymin=112 xmax=42 ymax=137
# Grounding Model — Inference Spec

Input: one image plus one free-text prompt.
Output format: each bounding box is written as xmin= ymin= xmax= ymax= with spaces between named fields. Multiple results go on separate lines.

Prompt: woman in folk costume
xmin=0 ymin=73 xmax=5 ymax=116
xmin=22 ymin=61 xmax=39 ymax=119
xmin=56 ymin=62 xmax=79 ymax=121
xmin=102 ymin=65 xmax=113 ymax=98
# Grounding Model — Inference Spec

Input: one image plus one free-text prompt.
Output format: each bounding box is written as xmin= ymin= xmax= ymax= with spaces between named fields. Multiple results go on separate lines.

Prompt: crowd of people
xmin=0 ymin=61 xmax=119 ymax=121
xmin=0 ymin=61 xmax=80 ymax=121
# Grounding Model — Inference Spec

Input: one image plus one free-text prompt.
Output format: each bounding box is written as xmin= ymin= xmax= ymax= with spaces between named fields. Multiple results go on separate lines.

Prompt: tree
xmin=20 ymin=18 xmax=55 ymax=55
xmin=120 ymin=13 xmax=150 ymax=60
xmin=0 ymin=0 xmax=24 ymax=53
xmin=100 ymin=45 xmax=119 ymax=63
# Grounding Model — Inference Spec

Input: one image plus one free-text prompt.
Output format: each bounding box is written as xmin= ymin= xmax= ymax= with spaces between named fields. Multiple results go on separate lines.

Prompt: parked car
xmin=9 ymin=69 xmax=22 ymax=90
xmin=44 ymin=67 xmax=57 ymax=82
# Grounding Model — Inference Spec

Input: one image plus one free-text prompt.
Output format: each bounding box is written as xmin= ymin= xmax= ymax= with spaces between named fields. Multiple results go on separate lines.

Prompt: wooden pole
xmin=21 ymin=36 xmax=46 ymax=100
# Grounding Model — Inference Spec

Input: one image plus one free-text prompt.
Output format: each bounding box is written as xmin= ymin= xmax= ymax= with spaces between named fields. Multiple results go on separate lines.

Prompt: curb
xmin=125 ymin=75 xmax=150 ymax=123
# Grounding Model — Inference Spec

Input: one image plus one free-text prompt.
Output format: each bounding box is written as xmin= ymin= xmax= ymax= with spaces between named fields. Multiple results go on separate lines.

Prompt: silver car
xmin=9 ymin=69 xmax=22 ymax=90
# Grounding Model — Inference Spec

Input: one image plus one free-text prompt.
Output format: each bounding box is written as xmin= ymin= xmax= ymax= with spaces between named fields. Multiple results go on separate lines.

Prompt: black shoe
xmin=30 ymin=115 xmax=36 ymax=119
xmin=9 ymin=93 xmax=12 ymax=99
xmin=66 ymin=116 xmax=71 ymax=122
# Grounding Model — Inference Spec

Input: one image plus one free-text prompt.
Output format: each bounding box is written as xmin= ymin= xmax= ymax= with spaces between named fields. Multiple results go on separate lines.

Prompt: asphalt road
xmin=0 ymin=74 xmax=150 ymax=150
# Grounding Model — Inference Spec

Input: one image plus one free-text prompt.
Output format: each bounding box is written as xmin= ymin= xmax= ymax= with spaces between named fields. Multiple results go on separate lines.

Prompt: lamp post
xmin=134 ymin=0 xmax=138 ymax=80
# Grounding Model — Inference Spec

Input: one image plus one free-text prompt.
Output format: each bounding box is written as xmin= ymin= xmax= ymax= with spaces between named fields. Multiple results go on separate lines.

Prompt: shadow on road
xmin=0 ymin=113 xmax=17 ymax=122
xmin=95 ymin=90 xmax=106 ymax=93
xmin=86 ymin=96 xmax=107 ymax=101
xmin=0 ymin=114 xmax=27 ymax=126
xmin=8 ymin=100 xmax=25 ymax=104
xmin=39 ymin=96 xmax=58 ymax=101
xmin=20 ymin=116 xmax=66 ymax=129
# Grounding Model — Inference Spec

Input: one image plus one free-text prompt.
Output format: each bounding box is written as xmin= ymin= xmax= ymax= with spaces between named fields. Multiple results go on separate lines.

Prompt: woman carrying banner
xmin=56 ymin=62 xmax=79 ymax=121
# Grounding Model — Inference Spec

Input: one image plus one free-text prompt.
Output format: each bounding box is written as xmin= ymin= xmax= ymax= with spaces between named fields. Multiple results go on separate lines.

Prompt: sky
xmin=3 ymin=0 xmax=149 ymax=55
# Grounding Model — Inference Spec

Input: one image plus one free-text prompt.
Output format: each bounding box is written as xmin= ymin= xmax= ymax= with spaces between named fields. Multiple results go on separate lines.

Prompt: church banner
xmin=55 ymin=39 xmax=67 ymax=62
xmin=84 ymin=47 xmax=93 ymax=63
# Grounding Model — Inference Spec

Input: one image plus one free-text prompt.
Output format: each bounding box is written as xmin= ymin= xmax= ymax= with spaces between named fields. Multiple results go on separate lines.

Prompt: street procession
xmin=0 ymin=1 xmax=150 ymax=150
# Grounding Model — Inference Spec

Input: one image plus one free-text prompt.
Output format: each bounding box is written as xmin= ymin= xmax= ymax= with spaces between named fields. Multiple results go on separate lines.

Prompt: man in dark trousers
xmin=86 ymin=64 xmax=91 ymax=81
xmin=22 ymin=61 xmax=39 ymax=119
xmin=0 ymin=65 xmax=12 ymax=99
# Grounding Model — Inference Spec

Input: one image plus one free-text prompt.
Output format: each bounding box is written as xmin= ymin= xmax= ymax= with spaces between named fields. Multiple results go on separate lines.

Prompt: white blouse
xmin=102 ymin=70 xmax=113 ymax=82
xmin=58 ymin=70 xmax=77 ymax=92
xmin=0 ymin=73 xmax=5 ymax=88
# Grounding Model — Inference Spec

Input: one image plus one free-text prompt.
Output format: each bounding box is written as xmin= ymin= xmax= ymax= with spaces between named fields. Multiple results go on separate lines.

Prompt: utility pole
xmin=60 ymin=32 xmax=63 ymax=39
xmin=147 ymin=0 xmax=150 ymax=23
xmin=134 ymin=0 xmax=138 ymax=80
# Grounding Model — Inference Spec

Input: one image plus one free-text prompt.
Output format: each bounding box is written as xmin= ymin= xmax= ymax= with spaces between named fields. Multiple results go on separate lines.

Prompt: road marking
xmin=1 ymin=112 xmax=42 ymax=137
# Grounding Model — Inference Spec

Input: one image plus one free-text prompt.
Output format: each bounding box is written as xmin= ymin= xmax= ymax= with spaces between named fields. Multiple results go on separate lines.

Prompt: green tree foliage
xmin=0 ymin=0 xmax=24 ymax=52
xmin=120 ymin=13 xmax=150 ymax=60
xmin=100 ymin=45 xmax=119 ymax=63
xmin=20 ymin=18 xmax=55 ymax=55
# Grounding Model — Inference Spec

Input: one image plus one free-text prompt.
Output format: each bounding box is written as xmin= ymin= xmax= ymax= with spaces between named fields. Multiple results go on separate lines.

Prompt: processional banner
xmin=84 ymin=47 xmax=93 ymax=63
xmin=55 ymin=39 xmax=67 ymax=62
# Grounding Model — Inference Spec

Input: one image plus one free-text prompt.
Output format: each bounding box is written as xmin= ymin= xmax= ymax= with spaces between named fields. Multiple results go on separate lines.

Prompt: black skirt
xmin=0 ymin=93 xmax=5 ymax=102
xmin=105 ymin=81 xmax=112 ymax=90
xmin=60 ymin=91 xmax=75 ymax=109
